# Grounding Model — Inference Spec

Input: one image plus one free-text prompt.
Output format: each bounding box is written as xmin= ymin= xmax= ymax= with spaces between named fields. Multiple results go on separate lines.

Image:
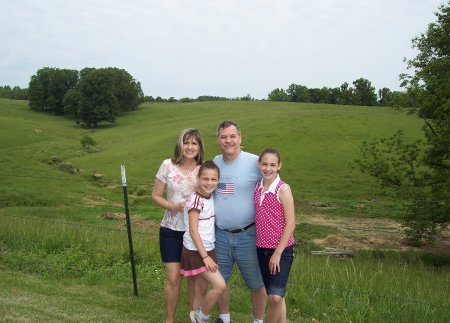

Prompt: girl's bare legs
xmin=190 ymin=276 xmax=208 ymax=310
xmin=266 ymin=294 xmax=286 ymax=323
xmin=164 ymin=262 xmax=182 ymax=323
xmin=198 ymin=270 xmax=226 ymax=315
xmin=216 ymin=282 xmax=231 ymax=313
xmin=187 ymin=276 xmax=195 ymax=309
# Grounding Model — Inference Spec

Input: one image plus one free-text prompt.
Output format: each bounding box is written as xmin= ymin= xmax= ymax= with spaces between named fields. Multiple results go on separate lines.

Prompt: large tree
xmin=64 ymin=67 xmax=143 ymax=128
xmin=338 ymin=82 xmax=353 ymax=105
xmin=352 ymin=78 xmax=377 ymax=106
xmin=28 ymin=67 xmax=78 ymax=114
xmin=268 ymin=88 xmax=289 ymax=102
xmin=356 ymin=2 xmax=449 ymax=243
xmin=286 ymin=83 xmax=310 ymax=102
xmin=308 ymin=87 xmax=328 ymax=103
xmin=378 ymin=87 xmax=393 ymax=106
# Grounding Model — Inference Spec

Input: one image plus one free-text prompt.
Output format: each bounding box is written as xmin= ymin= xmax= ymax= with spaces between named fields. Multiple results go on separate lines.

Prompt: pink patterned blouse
xmin=254 ymin=176 xmax=295 ymax=249
xmin=156 ymin=159 xmax=199 ymax=231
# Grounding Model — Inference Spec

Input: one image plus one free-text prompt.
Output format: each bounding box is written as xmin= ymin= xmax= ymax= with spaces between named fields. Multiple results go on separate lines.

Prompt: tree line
xmin=141 ymin=94 xmax=254 ymax=103
xmin=267 ymin=77 xmax=404 ymax=107
xmin=27 ymin=67 xmax=144 ymax=128
xmin=2 ymin=79 xmax=397 ymax=107
xmin=0 ymin=85 xmax=28 ymax=100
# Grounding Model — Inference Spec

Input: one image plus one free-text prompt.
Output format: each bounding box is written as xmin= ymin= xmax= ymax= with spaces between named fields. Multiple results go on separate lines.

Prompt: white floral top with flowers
xmin=156 ymin=159 xmax=199 ymax=231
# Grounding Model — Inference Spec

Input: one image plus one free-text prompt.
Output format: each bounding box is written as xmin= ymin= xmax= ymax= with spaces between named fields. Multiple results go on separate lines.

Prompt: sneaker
xmin=189 ymin=310 xmax=195 ymax=323
xmin=215 ymin=318 xmax=231 ymax=323
xmin=194 ymin=309 xmax=210 ymax=323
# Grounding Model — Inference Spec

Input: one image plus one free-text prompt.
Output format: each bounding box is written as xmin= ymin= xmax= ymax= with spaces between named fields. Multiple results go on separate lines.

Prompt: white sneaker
xmin=189 ymin=310 xmax=195 ymax=323
xmin=194 ymin=309 xmax=210 ymax=323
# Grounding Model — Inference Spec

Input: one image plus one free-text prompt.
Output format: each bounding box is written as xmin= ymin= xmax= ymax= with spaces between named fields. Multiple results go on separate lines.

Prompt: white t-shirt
xmin=183 ymin=191 xmax=216 ymax=251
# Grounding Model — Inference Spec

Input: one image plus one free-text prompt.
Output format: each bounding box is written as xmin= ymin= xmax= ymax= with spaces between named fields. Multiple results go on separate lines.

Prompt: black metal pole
xmin=121 ymin=165 xmax=138 ymax=297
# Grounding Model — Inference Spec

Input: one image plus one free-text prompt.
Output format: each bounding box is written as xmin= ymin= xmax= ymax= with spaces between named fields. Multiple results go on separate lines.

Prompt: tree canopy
xmin=28 ymin=67 xmax=143 ymax=128
xmin=269 ymin=78 xmax=384 ymax=106
xmin=356 ymin=2 xmax=449 ymax=243
xmin=268 ymin=88 xmax=289 ymax=101
xmin=0 ymin=85 xmax=28 ymax=100
xmin=28 ymin=67 xmax=78 ymax=114
xmin=65 ymin=67 xmax=144 ymax=128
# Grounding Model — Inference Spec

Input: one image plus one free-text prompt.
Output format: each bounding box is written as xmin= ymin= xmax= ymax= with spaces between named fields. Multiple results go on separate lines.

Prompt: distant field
xmin=0 ymin=98 xmax=424 ymax=219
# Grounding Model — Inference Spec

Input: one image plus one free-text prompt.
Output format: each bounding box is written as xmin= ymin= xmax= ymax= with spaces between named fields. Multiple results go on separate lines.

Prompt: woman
xmin=152 ymin=128 xmax=206 ymax=323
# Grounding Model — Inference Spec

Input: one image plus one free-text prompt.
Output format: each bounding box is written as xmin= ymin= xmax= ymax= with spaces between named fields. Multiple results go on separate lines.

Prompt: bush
xmin=81 ymin=135 xmax=96 ymax=148
xmin=80 ymin=135 xmax=100 ymax=153
xmin=59 ymin=162 xmax=80 ymax=174
xmin=48 ymin=156 xmax=62 ymax=164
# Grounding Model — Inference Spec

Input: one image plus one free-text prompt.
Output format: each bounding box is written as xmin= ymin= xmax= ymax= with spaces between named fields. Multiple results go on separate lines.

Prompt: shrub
xmin=80 ymin=135 xmax=100 ymax=153
xmin=81 ymin=135 xmax=96 ymax=148
xmin=59 ymin=162 xmax=80 ymax=174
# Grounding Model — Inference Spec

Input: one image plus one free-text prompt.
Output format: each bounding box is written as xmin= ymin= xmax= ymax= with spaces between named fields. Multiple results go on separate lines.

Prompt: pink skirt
xmin=180 ymin=247 xmax=217 ymax=277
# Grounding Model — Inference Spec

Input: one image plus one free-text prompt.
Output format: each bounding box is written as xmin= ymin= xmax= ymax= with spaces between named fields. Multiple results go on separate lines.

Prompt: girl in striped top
xmin=180 ymin=161 xmax=226 ymax=323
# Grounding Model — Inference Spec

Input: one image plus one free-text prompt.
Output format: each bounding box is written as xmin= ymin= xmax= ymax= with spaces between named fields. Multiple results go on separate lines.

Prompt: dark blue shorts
xmin=159 ymin=226 xmax=185 ymax=263
xmin=257 ymin=245 xmax=294 ymax=297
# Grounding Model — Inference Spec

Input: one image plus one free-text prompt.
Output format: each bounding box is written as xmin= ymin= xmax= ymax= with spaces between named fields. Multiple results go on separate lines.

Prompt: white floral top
xmin=155 ymin=159 xmax=199 ymax=231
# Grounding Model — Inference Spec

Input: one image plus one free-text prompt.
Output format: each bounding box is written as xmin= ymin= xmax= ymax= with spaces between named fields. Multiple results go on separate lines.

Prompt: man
xmin=213 ymin=120 xmax=266 ymax=323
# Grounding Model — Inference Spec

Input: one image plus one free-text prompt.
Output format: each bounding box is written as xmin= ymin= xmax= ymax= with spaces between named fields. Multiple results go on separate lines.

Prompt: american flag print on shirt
xmin=217 ymin=182 xmax=234 ymax=195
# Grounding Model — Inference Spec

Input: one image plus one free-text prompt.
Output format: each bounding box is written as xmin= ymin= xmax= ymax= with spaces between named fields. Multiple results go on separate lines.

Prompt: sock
xmin=252 ymin=319 xmax=263 ymax=323
xmin=219 ymin=313 xmax=231 ymax=323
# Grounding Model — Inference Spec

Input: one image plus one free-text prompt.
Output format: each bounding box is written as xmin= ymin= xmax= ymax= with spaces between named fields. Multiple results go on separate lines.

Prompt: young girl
xmin=254 ymin=148 xmax=296 ymax=323
xmin=180 ymin=161 xmax=226 ymax=323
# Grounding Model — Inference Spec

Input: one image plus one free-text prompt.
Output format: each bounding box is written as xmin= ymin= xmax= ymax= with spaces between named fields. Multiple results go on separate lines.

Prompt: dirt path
xmin=301 ymin=213 xmax=449 ymax=253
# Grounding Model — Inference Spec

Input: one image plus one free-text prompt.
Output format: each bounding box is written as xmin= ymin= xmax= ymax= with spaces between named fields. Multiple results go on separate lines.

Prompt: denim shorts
xmin=215 ymin=225 xmax=264 ymax=290
xmin=159 ymin=226 xmax=184 ymax=263
xmin=257 ymin=245 xmax=294 ymax=297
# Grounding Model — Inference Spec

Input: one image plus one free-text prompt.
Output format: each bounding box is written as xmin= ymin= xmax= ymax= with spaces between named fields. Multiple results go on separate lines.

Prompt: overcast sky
xmin=0 ymin=0 xmax=444 ymax=99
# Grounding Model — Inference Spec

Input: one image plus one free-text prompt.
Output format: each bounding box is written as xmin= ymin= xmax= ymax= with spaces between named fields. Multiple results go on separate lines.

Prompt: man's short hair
xmin=216 ymin=120 xmax=241 ymax=137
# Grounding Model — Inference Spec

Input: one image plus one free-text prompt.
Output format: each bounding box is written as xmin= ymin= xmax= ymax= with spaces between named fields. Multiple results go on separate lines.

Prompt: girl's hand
xmin=169 ymin=202 xmax=184 ymax=213
xmin=269 ymin=252 xmax=281 ymax=275
xmin=173 ymin=202 xmax=184 ymax=213
xmin=203 ymin=256 xmax=218 ymax=272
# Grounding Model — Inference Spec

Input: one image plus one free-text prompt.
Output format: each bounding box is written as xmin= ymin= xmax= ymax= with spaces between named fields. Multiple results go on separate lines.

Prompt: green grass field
xmin=1 ymin=99 xmax=448 ymax=322
xmin=0 ymin=99 xmax=424 ymax=215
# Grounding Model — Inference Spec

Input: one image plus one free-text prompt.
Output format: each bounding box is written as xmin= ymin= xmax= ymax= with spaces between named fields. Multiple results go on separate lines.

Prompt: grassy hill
xmin=0 ymin=98 xmax=424 ymax=219
xmin=2 ymin=99 xmax=448 ymax=322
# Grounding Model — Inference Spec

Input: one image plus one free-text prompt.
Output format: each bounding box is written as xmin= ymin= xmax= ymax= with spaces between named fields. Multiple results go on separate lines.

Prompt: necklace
xmin=178 ymin=163 xmax=196 ymax=175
